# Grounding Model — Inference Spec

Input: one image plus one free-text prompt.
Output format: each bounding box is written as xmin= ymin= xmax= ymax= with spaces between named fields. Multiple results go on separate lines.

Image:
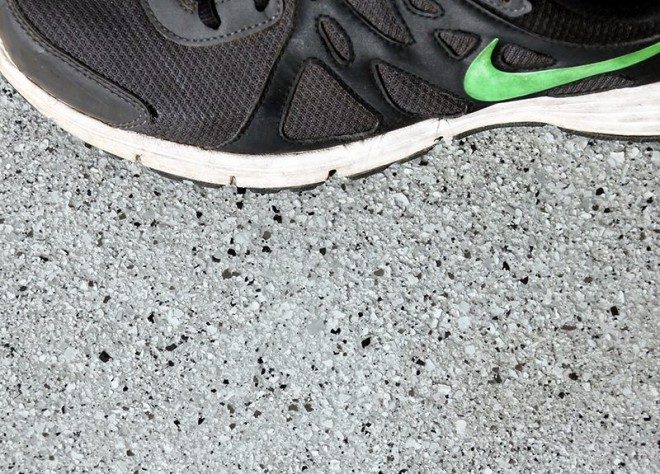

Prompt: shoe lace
xmin=197 ymin=0 xmax=270 ymax=30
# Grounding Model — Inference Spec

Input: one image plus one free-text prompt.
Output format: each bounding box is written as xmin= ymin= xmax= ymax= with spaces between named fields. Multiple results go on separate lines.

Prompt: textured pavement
xmin=1 ymin=76 xmax=659 ymax=472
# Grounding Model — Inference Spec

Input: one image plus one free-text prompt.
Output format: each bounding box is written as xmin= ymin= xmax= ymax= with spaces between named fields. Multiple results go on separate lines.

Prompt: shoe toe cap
xmin=0 ymin=0 xmax=150 ymax=129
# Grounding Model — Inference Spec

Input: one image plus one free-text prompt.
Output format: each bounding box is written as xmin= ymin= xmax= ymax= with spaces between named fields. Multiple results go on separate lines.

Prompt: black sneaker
xmin=0 ymin=0 xmax=658 ymax=188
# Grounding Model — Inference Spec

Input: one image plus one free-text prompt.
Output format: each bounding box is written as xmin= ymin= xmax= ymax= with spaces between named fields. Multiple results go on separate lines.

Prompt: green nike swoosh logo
xmin=464 ymin=39 xmax=660 ymax=102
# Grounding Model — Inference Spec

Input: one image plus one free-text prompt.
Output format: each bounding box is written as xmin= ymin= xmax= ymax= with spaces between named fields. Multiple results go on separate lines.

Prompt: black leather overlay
xmin=317 ymin=16 xmax=355 ymax=66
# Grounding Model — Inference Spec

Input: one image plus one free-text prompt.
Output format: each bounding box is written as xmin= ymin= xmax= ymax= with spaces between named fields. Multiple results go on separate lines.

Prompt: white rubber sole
xmin=1 ymin=38 xmax=659 ymax=188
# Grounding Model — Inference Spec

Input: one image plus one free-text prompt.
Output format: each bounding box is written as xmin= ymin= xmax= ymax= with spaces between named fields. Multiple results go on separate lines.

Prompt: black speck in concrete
xmin=610 ymin=306 xmax=619 ymax=316
xmin=490 ymin=367 xmax=503 ymax=384
xmin=99 ymin=351 xmax=112 ymax=363
xmin=438 ymin=331 xmax=451 ymax=341
xmin=361 ymin=337 xmax=371 ymax=348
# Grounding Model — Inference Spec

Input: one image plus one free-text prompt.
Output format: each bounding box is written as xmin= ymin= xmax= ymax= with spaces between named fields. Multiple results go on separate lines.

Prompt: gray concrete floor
xmin=1 ymin=76 xmax=659 ymax=472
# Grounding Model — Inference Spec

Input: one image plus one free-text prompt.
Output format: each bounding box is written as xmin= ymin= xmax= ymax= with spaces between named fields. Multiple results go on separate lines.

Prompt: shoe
xmin=0 ymin=0 xmax=658 ymax=188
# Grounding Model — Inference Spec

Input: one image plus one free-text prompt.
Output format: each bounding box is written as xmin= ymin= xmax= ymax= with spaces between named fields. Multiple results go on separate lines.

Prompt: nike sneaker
xmin=0 ymin=0 xmax=658 ymax=188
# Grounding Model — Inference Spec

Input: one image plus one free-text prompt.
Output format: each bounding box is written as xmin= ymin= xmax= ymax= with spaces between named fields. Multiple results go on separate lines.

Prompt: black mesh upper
xmin=343 ymin=0 xmax=413 ymax=44
xmin=549 ymin=75 xmax=636 ymax=97
xmin=479 ymin=0 xmax=658 ymax=45
xmin=553 ymin=0 xmax=660 ymax=21
xmin=375 ymin=62 xmax=468 ymax=118
xmin=406 ymin=0 xmax=443 ymax=17
xmin=436 ymin=30 xmax=481 ymax=59
xmin=282 ymin=61 xmax=379 ymax=142
xmin=497 ymin=44 xmax=556 ymax=72
xmin=16 ymin=0 xmax=294 ymax=149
